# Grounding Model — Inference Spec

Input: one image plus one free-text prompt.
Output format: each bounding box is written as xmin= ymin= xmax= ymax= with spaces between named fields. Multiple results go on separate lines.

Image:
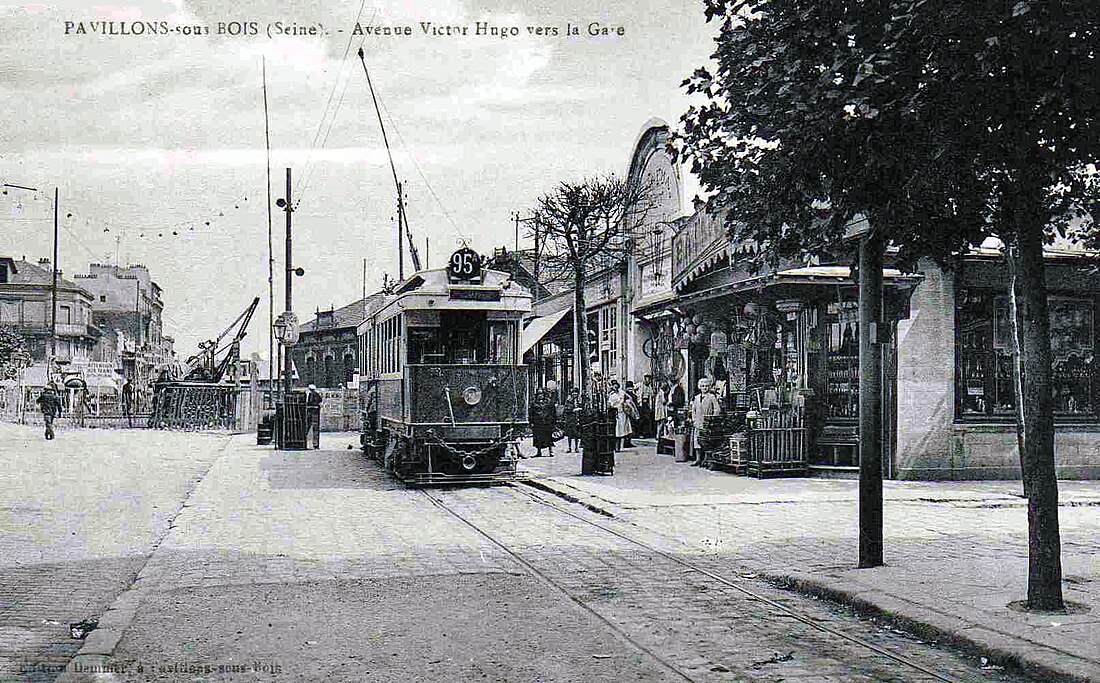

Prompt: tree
xmin=675 ymin=0 xmax=1096 ymax=608
xmin=530 ymin=174 xmax=654 ymax=410
xmin=0 ymin=328 xmax=30 ymax=380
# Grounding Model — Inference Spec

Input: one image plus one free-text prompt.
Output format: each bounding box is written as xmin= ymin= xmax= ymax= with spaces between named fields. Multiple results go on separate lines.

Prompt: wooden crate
xmin=728 ymin=434 xmax=748 ymax=474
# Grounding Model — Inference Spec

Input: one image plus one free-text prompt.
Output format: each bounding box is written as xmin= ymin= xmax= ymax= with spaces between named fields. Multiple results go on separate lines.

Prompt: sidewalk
xmin=517 ymin=439 xmax=1100 ymax=682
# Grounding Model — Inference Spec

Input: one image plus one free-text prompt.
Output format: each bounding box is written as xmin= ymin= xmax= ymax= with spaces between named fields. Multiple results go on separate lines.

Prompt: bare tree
xmin=530 ymin=174 xmax=654 ymax=410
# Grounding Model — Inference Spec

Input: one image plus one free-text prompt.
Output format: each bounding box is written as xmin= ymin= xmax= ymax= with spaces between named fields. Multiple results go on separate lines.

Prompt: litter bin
xmin=257 ymin=410 xmax=275 ymax=445
xmin=275 ymin=395 xmax=309 ymax=450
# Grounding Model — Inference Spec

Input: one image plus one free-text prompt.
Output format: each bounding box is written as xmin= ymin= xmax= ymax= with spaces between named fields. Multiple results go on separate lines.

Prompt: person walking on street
xmin=689 ymin=377 xmax=721 ymax=467
xmin=306 ymin=384 xmax=323 ymax=449
xmin=36 ymin=387 xmax=62 ymax=440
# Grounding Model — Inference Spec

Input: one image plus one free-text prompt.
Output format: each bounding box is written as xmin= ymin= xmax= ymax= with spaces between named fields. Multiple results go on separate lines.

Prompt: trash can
xmin=275 ymin=395 xmax=309 ymax=450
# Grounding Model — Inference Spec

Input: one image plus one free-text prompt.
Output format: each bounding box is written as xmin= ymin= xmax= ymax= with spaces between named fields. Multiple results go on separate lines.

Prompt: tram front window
xmin=408 ymin=311 xmax=490 ymax=364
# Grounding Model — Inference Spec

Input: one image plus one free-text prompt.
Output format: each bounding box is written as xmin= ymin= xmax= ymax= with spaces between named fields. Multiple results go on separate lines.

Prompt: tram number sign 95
xmin=447 ymin=247 xmax=482 ymax=282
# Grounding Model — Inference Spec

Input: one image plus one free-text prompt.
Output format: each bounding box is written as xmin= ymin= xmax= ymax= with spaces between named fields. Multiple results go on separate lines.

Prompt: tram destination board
xmin=449 ymin=287 xmax=501 ymax=302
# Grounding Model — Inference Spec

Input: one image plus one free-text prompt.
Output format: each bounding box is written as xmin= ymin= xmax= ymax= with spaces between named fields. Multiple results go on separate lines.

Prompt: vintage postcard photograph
xmin=1 ymin=0 xmax=1097 ymax=681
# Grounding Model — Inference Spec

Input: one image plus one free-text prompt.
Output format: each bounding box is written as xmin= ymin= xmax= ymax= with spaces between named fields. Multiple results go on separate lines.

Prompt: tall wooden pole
xmin=858 ymin=231 xmax=884 ymax=568
xmin=50 ymin=188 xmax=59 ymax=366
xmin=263 ymin=57 xmax=275 ymax=403
xmin=283 ymin=168 xmax=293 ymax=398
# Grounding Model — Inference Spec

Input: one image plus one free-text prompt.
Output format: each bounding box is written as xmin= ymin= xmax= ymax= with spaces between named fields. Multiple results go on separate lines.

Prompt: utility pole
xmin=50 ymin=188 xmax=59 ymax=365
xmin=514 ymin=211 xmax=519 ymax=252
xmin=858 ymin=230 xmax=885 ymax=568
xmin=282 ymin=167 xmax=293 ymax=398
xmin=263 ymin=57 xmax=275 ymax=405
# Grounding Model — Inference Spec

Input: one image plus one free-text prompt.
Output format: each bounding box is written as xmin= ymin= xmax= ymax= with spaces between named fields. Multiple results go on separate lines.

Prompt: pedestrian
xmin=530 ymin=389 xmax=556 ymax=457
xmin=689 ymin=377 xmax=721 ymax=467
xmin=121 ymin=379 xmax=134 ymax=428
xmin=623 ymin=381 xmax=640 ymax=448
xmin=74 ymin=388 xmax=91 ymax=428
xmin=36 ymin=387 xmax=62 ymax=440
xmin=306 ymin=384 xmax=323 ymax=449
xmin=640 ymin=374 xmax=656 ymax=437
xmin=607 ymin=380 xmax=634 ymax=451
xmin=562 ymin=387 xmax=582 ymax=453
xmin=654 ymin=378 xmax=668 ymax=441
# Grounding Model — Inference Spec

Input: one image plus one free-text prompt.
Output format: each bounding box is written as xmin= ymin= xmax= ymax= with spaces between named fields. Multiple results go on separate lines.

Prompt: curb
xmin=526 ymin=475 xmax=1100 ymax=683
xmin=519 ymin=477 xmax=617 ymax=518
xmin=55 ymin=435 xmax=236 ymax=683
xmin=761 ymin=571 xmax=1099 ymax=683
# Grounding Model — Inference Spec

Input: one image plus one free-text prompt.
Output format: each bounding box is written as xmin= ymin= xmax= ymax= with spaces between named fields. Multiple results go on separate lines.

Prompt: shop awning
xmin=675 ymin=265 xmax=923 ymax=307
xmin=86 ymin=376 xmax=119 ymax=391
xmin=519 ymin=308 xmax=572 ymax=357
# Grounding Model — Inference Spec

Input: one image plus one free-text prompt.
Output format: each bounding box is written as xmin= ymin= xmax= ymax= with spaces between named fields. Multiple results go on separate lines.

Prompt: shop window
xmin=956 ymin=290 xmax=1096 ymax=419
xmin=824 ymin=302 xmax=860 ymax=419
xmin=599 ymin=305 xmax=617 ymax=374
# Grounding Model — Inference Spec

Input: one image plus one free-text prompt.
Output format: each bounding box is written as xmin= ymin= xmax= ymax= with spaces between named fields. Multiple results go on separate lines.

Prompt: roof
xmin=1 ymin=257 xmax=91 ymax=295
xmin=300 ymin=292 xmax=387 ymax=333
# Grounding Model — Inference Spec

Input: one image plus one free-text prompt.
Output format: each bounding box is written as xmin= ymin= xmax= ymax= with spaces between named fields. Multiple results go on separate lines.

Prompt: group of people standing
xmin=528 ymin=374 xmax=699 ymax=457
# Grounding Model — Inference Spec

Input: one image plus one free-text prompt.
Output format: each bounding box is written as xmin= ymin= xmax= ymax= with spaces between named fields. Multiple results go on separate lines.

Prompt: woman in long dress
xmin=530 ymin=389 xmax=556 ymax=457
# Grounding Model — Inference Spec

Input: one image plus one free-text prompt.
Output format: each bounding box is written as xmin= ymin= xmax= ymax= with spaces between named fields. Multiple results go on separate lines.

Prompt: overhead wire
xmin=291 ymin=1 xmax=373 ymax=209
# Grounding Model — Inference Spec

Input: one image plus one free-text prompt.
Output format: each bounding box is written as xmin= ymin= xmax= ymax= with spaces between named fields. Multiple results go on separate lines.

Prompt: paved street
xmin=1 ymin=425 xmax=1069 ymax=682
xmin=0 ymin=422 xmax=230 ymax=682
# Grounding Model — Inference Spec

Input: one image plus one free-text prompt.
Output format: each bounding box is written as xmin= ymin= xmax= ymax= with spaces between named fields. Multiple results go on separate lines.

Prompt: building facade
xmin=291 ymin=294 xmax=386 ymax=389
xmin=517 ymin=119 xmax=1100 ymax=481
xmin=0 ymin=256 xmax=100 ymax=364
xmin=74 ymin=263 xmax=175 ymax=403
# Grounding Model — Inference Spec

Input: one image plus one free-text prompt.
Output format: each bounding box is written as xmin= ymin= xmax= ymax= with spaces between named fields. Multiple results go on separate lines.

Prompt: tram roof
xmin=358 ymin=267 xmax=532 ymax=331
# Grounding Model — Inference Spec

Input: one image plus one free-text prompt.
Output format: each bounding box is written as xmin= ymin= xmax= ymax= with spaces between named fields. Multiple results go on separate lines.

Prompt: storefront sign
xmin=672 ymin=207 xmax=730 ymax=286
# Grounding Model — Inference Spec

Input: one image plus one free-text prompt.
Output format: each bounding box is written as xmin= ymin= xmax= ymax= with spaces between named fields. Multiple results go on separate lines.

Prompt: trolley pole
xmin=283 ymin=167 xmax=293 ymax=398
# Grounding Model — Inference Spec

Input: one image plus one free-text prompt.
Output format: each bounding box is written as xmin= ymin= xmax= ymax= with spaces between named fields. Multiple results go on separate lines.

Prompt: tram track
xmin=422 ymin=482 xmax=977 ymax=683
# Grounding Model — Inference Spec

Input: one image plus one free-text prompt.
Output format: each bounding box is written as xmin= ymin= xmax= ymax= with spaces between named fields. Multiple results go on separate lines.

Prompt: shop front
xmin=666 ymin=207 xmax=922 ymax=477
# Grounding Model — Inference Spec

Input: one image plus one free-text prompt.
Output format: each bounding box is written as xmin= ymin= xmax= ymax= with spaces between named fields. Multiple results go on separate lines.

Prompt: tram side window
xmin=378 ymin=315 xmax=404 ymax=375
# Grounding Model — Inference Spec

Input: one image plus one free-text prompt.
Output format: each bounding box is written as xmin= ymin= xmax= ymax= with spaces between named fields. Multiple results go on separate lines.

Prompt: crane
xmin=357 ymin=46 xmax=421 ymax=278
xmin=182 ymin=297 xmax=261 ymax=383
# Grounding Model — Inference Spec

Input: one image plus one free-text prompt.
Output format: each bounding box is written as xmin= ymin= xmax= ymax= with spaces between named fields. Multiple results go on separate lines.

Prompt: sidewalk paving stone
xmin=518 ymin=439 xmax=1100 ymax=682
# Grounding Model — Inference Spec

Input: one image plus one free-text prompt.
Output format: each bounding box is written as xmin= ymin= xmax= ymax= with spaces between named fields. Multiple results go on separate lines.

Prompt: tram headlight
xmin=462 ymin=386 xmax=482 ymax=406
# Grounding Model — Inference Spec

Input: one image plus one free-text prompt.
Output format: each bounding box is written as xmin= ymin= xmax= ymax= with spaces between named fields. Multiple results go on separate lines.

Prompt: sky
xmin=1 ymin=0 xmax=717 ymax=357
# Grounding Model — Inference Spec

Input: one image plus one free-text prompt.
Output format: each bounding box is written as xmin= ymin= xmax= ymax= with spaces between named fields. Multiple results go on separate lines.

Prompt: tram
xmin=357 ymin=248 xmax=532 ymax=484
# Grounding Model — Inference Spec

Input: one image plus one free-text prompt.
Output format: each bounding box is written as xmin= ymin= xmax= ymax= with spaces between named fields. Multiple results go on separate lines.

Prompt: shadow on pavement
xmin=258 ymin=449 xmax=401 ymax=491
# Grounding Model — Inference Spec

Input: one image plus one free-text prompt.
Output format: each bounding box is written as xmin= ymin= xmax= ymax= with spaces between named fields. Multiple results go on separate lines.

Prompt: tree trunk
xmin=1008 ymin=184 xmax=1064 ymax=612
xmin=858 ymin=231 xmax=884 ymax=569
xmin=574 ymin=265 xmax=590 ymax=409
